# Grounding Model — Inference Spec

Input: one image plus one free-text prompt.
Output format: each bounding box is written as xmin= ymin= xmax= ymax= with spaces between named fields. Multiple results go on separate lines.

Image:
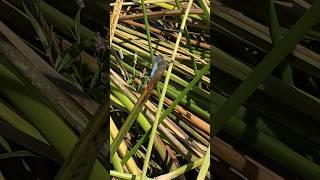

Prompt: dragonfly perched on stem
xmin=150 ymin=54 xmax=164 ymax=78
xmin=131 ymin=54 xmax=166 ymax=92
xmin=110 ymin=54 xmax=168 ymax=159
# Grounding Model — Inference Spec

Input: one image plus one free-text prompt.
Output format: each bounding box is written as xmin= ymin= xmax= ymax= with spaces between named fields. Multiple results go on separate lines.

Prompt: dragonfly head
xmin=154 ymin=54 xmax=164 ymax=64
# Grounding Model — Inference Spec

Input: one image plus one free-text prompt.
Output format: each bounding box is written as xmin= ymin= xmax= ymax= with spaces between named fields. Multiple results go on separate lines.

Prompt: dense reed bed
xmin=0 ymin=0 xmax=211 ymax=179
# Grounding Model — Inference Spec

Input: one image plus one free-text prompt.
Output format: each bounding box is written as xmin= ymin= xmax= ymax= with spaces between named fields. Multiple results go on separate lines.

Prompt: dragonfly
xmin=134 ymin=54 xmax=165 ymax=92
xmin=110 ymin=54 xmax=168 ymax=158
xmin=150 ymin=54 xmax=164 ymax=78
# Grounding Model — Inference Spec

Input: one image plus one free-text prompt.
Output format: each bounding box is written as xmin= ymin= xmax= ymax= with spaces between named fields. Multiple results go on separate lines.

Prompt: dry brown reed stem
xmin=119 ymin=9 xmax=204 ymax=20
xmin=110 ymin=118 xmax=141 ymax=175
xmin=110 ymin=0 xmax=123 ymax=45
xmin=122 ymin=20 xmax=210 ymax=49
xmin=163 ymin=97 xmax=210 ymax=135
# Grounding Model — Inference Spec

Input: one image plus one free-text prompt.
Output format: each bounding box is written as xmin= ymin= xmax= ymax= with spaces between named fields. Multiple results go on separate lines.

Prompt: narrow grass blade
xmin=154 ymin=157 xmax=204 ymax=180
xmin=196 ymin=146 xmax=210 ymax=180
xmin=140 ymin=0 xmax=154 ymax=60
xmin=265 ymin=0 xmax=293 ymax=84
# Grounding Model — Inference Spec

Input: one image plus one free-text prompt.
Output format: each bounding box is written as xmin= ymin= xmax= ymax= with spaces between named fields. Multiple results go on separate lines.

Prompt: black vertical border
xmin=105 ymin=0 xmax=111 ymax=177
